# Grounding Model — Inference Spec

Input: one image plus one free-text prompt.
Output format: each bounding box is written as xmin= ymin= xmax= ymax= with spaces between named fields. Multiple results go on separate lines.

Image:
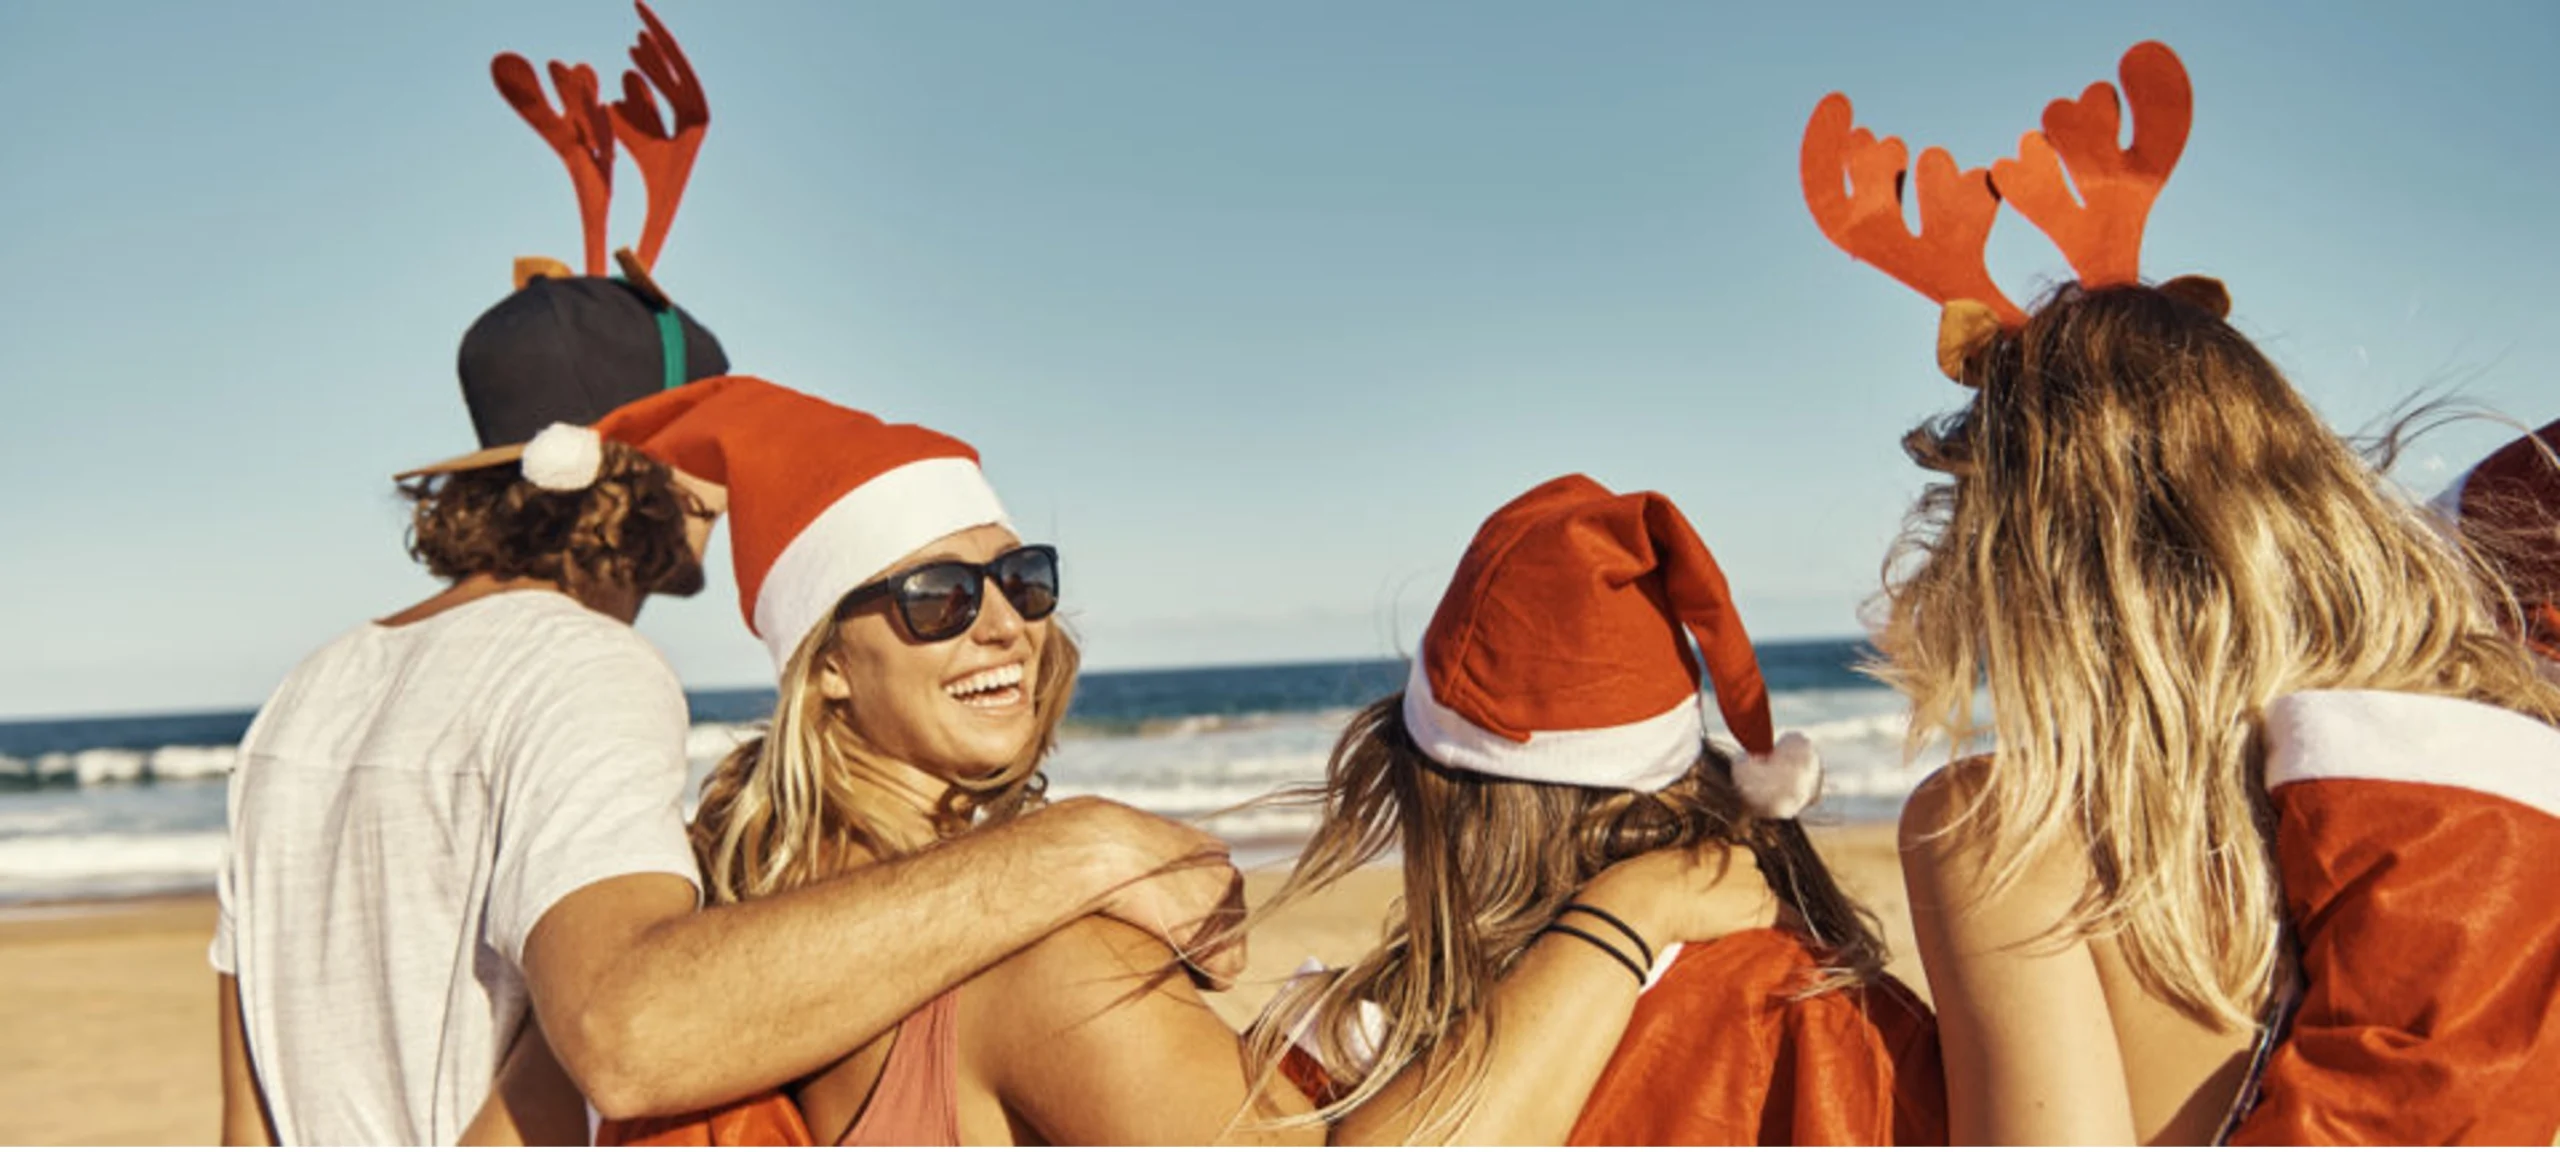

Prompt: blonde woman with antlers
xmin=1805 ymin=41 xmax=2560 ymax=1144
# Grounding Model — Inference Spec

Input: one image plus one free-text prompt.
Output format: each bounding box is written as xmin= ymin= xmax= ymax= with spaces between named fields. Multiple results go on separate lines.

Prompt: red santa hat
xmin=2434 ymin=419 xmax=2560 ymax=662
xmin=520 ymin=375 xmax=1009 ymax=671
xmin=1402 ymin=474 xmax=1821 ymax=817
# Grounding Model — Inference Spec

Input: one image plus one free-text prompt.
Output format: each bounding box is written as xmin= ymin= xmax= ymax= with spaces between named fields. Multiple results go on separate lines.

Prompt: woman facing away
xmin=465 ymin=376 xmax=1779 ymax=1147
xmin=1803 ymin=40 xmax=2560 ymax=1145
xmin=1238 ymin=474 xmax=1947 ymax=1147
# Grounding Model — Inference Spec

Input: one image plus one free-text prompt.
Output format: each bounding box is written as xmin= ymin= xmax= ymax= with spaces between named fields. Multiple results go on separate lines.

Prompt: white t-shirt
xmin=211 ymin=590 xmax=701 ymax=1146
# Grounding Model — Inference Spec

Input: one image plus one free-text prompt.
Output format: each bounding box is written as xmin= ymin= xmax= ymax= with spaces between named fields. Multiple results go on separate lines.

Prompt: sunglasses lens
xmin=993 ymin=547 xmax=1060 ymax=621
xmin=896 ymin=562 xmax=982 ymax=641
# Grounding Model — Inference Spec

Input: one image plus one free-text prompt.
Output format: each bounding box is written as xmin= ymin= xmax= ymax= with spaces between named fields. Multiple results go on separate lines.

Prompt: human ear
xmin=816 ymin=650 xmax=854 ymax=702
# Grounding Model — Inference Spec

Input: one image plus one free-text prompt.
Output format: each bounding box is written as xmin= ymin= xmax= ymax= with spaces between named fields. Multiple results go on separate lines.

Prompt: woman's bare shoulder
xmin=1897 ymin=756 xmax=2094 ymax=939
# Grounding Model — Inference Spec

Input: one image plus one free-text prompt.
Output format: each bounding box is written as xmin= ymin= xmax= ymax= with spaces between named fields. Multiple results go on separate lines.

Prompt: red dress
xmin=2224 ymin=689 xmax=2560 ymax=1145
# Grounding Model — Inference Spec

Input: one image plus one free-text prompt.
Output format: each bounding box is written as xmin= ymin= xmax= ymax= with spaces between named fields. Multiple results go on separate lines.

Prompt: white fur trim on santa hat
xmin=752 ymin=455 xmax=1011 ymax=671
xmin=1733 ymin=731 xmax=1822 ymax=819
xmin=1401 ymin=658 xmax=1704 ymax=793
xmin=2265 ymin=690 xmax=2560 ymax=818
xmin=521 ymin=423 xmax=604 ymax=491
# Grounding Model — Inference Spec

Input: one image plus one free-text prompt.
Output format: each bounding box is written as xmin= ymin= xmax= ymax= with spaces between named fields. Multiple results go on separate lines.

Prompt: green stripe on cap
xmin=656 ymin=307 xmax=687 ymax=391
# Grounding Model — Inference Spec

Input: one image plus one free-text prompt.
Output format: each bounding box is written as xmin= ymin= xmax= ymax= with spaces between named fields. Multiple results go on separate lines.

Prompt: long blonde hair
xmin=1234 ymin=695 xmax=1887 ymax=1144
xmin=691 ymin=603 xmax=1083 ymax=905
xmin=1878 ymin=282 xmax=2560 ymax=1030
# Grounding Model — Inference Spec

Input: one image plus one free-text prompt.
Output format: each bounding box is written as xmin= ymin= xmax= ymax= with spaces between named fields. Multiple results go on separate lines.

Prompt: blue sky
xmin=2 ymin=0 xmax=2553 ymax=718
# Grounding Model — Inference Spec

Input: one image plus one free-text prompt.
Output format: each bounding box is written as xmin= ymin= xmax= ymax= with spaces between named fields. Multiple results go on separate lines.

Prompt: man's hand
xmin=1037 ymin=797 xmax=1248 ymax=987
xmin=1577 ymin=842 xmax=1779 ymax=949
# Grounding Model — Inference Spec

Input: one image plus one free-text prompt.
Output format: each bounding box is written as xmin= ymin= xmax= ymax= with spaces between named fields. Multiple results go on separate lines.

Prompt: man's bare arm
xmin=217 ymin=975 xmax=278 ymax=1146
xmin=523 ymin=797 xmax=1241 ymax=1120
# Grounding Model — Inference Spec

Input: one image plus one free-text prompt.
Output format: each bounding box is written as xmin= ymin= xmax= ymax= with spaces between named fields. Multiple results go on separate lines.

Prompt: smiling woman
xmin=694 ymin=527 xmax=1077 ymax=889
xmin=527 ymin=376 xmax=1315 ymax=1147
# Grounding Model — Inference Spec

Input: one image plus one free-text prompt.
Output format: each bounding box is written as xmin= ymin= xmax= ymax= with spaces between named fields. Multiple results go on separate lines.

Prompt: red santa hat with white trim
xmin=1402 ymin=473 xmax=1822 ymax=817
xmin=2434 ymin=418 xmax=2560 ymax=662
xmin=517 ymin=374 xmax=1010 ymax=671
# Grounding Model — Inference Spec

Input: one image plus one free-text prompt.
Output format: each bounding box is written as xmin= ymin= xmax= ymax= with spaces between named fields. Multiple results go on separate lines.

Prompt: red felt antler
xmin=608 ymin=1 xmax=708 ymax=272
xmin=493 ymin=55 xmax=616 ymax=277
xmin=1801 ymin=93 xmax=2025 ymax=326
xmin=1990 ymin=41 xmax=2192 ymax=288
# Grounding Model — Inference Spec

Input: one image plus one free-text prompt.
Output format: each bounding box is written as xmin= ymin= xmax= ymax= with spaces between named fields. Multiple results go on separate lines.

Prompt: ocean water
xmin=0 ymin=639 xmax=1935 ymax=904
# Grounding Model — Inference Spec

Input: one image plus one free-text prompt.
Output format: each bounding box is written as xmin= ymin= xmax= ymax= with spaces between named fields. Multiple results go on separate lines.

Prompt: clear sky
xmin=2 ymin=0 xmax=2553 ymax=719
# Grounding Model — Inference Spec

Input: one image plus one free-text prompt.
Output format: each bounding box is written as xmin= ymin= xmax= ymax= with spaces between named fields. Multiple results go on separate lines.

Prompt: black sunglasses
xmin=833 ymin=544 xmax=1061 ymax=643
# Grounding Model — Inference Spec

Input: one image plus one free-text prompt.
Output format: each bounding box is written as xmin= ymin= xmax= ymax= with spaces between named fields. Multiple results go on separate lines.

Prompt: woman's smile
xmin=944 ymin=661 xmax=1031 ymax=713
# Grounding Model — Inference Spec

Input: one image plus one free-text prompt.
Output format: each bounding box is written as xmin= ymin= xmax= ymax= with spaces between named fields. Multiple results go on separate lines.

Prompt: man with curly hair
xmin=211 ymin=278 xmax=1246 ymax=1146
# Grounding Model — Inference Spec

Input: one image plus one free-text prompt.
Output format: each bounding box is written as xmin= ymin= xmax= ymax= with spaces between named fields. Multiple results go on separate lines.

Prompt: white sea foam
xmin=149 ymin=746 xmax=236 ymax=780
xmin=0 ymin=832 xmax=227 ymax=901
xmin=1 ymin=687 xmax=1944 ymax=902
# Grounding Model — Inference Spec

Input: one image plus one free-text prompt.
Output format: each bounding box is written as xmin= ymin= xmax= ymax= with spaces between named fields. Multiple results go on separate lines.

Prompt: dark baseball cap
xmin=398 ymin=270 xmax=728 ymax=479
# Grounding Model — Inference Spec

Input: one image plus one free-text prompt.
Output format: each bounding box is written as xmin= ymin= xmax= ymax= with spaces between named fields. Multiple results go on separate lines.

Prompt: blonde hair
xmin=1233 ymin=696 xmax=1887 ymax=1144
xmin=691 ymin=601 xmax=1082 ymax=904
xmin=1878 ymin=282 xmax=2560 ymax=1030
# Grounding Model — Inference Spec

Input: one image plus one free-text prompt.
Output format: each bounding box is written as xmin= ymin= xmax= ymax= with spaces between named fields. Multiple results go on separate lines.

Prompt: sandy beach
xmin=0 ymin=823 xmax=1909 ymax=1146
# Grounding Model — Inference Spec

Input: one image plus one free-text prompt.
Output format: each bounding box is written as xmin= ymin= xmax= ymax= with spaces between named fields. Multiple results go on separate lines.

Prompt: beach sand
xmin=0 ymin=823 xmax=1907 ymax=1146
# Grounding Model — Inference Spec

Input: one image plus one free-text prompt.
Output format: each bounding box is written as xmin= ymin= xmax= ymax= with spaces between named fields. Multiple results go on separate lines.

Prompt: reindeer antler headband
xmin=492 ymin=1 xmax=707 ymax=290
xmin=1802 ymin=41 xmax=2224 ymax=382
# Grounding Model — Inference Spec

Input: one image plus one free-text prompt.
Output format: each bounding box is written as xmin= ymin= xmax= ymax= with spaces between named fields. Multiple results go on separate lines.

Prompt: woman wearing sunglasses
xmin=500 ymin=375 xmax=1314 ymax=1146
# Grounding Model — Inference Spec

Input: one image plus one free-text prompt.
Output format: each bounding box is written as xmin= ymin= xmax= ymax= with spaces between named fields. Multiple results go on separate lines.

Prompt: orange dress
xmin=2223 ymin=690 xmax=2560 ymax=1145
xmin=1282 ymin=928 xmax=1946 ymax=1145
xmin=599 ymin=1091 xmax=810 ymax=1147
xmin=1568 ymin=929 xmax=1945 ymax=1146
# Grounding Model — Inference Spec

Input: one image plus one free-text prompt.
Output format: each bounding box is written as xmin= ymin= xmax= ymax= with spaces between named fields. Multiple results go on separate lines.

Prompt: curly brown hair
xmin=400 ymin=441 xmax=706 ymax=601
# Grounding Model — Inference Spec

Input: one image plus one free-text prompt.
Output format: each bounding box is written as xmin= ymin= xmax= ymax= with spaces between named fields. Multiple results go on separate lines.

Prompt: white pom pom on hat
xmin=520 ymin=422 xmax=606 ymax=491
xmin=1733 ymin=730 xmax=1823 ymax=820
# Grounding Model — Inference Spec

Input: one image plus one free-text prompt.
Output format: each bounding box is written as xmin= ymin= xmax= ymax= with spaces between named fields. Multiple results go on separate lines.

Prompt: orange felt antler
xmin=494 ymin=55 xmax=617 ymax=277
xmin=1990 ymin=41 xmax=2192 ymax=288
xmin=608 ymin=1 xmax=708 ymax=272
xmin=1801 ymin=93 xmax=2026 ymax=326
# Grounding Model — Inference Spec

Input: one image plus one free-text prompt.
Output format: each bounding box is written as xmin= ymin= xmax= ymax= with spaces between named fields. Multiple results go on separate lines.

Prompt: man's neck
xmin=378 ymin=573 xmax=618 ymax=628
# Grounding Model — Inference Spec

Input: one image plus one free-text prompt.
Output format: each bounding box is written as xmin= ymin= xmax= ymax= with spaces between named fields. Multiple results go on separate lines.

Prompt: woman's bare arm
xmin=1333 ymin=844 xmax=1779 ymax=1146
xmin=217 ymin=975 xmax=277 ymax=1146
xmin=971 ymin=915 xmax=1319 ymax=1146
xmin=1901 ymin=765 xmax=2137 ymax=1145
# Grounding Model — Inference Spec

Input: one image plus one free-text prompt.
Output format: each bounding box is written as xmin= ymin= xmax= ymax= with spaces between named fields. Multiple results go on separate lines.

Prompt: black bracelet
xmin=1557 ymin=901 xmax=1655 ymax=971
xmin=1536 ymin=923 xmax=1647 ymax=986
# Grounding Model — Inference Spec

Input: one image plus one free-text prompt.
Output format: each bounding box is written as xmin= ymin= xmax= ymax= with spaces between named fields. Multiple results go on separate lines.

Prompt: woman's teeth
xmin=946 ymin=664 xmax=1026 ymax=706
